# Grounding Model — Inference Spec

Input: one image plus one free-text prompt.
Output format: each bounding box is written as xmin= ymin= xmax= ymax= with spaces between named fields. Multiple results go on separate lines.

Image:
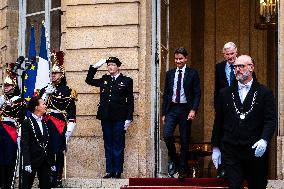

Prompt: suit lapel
xmin=221 ymin=62 xmax=229 ymax=86
xmin=30 ymin=116 xmax=45 ymax=146
xmin=231 ymin=83 xmax=243 ymax=115
xmin=169 ymin=69 xmax=175 ymax=91
xmin=183 ymin=67 xmax=189 ymax=87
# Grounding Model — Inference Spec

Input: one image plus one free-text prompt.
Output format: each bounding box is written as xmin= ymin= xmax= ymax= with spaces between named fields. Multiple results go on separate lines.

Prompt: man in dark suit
xmin=162 ymin=47 xmax=201 ymax=179
xmin=85 ymin=57 xmax=134 ymax=179
xmin=21 ymin=96 xmax=55 ymax=189
xmin=211 ymin=55 xmax=276 ymax=189
xmin=214 ymin=42 xmax=238 ymax=109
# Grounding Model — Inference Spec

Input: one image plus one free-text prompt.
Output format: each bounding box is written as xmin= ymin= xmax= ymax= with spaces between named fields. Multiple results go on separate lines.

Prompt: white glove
xmin=24 ymin=165 xmax=32 ymax=173
xmin=252 ymin=139 xmax=267 ymax=157
xmin=92 ymin=59 xmax=106 ymax=69
xmin=124 ymin=120 xmax=132 ymax=131
xmin=45 ymin=83 xmax=56 ymax=94
xmin=51 ymin=165 xmax=56 ymax=172
xmin=0 ymin=95 xmax=6 ymax=107
xmin=212 ymin=147 xmax=221 ymax=169
xmin=65 ymin=131 xmax=72 ymax=141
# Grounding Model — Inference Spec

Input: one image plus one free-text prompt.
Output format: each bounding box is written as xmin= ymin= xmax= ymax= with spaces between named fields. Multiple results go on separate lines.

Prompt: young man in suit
xmin=162 ymin=47 xmax=201 ymax=179
xmin=211 ymin=55 xmax=276 ymax=189
xmin=21 ymin=96 xmax=55 ymax=189
xmin=85 ymin=57 xmax=134 ymax=179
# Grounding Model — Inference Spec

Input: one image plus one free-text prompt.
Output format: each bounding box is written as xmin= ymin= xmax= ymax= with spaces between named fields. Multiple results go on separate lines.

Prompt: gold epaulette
xmin=70 ymin=88 xmax=78 ymax=101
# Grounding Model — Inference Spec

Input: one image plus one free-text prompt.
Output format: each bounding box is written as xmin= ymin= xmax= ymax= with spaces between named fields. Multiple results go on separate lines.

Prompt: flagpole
xmin=42 ymin=20 xmax=52 ymax=81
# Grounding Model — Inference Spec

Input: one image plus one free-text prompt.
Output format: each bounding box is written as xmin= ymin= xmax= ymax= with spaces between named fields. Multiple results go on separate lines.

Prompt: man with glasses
xmin=211 ymin=55 xmax=276 ymax=189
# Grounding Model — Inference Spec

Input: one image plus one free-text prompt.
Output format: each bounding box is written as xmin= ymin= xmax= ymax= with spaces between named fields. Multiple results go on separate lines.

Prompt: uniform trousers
xmin=101 ymin=120 xmax=125 ymax=174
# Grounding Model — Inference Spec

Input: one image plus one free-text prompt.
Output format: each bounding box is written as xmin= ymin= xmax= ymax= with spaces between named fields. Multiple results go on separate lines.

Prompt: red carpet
xmin=121 ymin=178 xmax=248 ymax=189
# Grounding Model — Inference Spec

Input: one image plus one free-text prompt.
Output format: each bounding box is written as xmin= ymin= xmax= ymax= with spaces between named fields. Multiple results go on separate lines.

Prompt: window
xmin=18 ymin=0 xmax=61 ymax=57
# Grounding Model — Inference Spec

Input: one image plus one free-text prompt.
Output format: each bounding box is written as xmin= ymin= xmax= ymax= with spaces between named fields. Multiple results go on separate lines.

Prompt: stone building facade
xmin=0 ymin=0 xmax=283 ymax=181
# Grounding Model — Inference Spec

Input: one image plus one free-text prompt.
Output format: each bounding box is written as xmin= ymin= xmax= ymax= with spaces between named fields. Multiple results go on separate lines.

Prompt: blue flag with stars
xmin=23 ymin=26 xmax=38 ymax=101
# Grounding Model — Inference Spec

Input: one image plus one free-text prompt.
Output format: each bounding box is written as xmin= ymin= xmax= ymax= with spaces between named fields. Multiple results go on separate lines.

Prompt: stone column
xmin=277 ymin=0 xmax=284 ymax=180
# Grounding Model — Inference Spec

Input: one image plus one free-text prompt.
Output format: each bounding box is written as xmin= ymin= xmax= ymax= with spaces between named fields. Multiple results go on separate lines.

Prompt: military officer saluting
xmin=85 ymin=57 xmax=134 ymax=179
xmin=40 ymin=51 xmax=77 ymax=187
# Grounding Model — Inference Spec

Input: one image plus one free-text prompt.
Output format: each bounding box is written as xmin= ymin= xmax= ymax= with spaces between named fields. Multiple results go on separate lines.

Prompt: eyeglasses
xmin=233 ymin=64 xmax=253 ymax=69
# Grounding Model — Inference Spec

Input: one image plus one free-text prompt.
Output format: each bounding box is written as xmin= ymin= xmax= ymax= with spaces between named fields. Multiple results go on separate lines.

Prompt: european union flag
xmin=23 ymin=26 xmax=38 ymax=102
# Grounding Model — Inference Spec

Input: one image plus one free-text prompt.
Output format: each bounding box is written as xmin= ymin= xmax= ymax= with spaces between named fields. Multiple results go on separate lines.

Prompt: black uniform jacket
xmin=162 ymin=66 xmax=201 ymax=115
xmin=21 ymin=116 xmax=54 ymax=168
xmin=85 ymin=66 xmax=134 ymax=121
xmin=211 ymin=80 xmax=276 ymax=148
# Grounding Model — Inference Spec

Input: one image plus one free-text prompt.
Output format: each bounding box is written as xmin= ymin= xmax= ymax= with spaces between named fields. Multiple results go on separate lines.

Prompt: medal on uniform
xmin=104 ymin=81 xmax=107 ymax=84
xmin=240 ymin=114 xmax=245 ymax=120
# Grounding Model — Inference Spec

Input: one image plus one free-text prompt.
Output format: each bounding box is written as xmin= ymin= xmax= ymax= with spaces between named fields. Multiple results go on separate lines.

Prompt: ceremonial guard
xmin=0 ymin=64 xmax=25 ymax=189
xmin=85 ymin=57 xmax=134 ymax=178
xmin=40 ymin=51 xmax=77 ymax=187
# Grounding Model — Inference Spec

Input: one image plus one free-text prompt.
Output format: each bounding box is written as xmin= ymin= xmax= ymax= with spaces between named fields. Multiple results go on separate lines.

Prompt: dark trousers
xmin=163 ymin=103 xmax=191 ymax=172
xmin=22 ymin=161 xmax=51 ymax=189
xmin=222 ymin=143 xmax=268 ymax=189
xmin=51 ymin=151 xmax=64 ymax=186
xmin=101 ymin=120 xmax=125 ymax=174
xmin=0 ymin=163 xmax=16 ymax=189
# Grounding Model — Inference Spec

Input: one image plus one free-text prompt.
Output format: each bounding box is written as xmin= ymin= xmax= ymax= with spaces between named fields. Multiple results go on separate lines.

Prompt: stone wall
xmin=62 ymin=0 xmax=154 ymax=178
xmin=0 ymin=0 xmax=18 ymax=86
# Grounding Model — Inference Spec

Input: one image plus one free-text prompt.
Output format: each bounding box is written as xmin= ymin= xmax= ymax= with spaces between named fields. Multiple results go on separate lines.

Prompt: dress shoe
xmin=103 ymin=172 xmax=114 ymax=178
xmin=114 ymin=172 xmax=121 ymax=178
xmin=56 ymin=179 xmax=63 ymax=188
xmin=167 ymin=160 xmax=176 ymax=177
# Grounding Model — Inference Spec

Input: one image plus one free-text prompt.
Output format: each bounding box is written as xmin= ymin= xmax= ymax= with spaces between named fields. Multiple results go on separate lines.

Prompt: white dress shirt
xmin=238 ymin=79 xmax=253 ymax=103
xmin=32 ymin=113 xmax=43 ymax=135
xmin=172 ymin=65 xmax=187 ymax=103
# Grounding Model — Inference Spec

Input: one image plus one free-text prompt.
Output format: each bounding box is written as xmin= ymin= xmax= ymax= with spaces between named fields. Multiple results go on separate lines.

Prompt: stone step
xmin=15 ymin=178 xmax=128 ymax=189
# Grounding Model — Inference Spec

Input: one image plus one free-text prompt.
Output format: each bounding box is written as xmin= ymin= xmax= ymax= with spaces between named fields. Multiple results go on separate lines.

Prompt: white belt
xmin=1 ymin=116 xmax=17 ymax=125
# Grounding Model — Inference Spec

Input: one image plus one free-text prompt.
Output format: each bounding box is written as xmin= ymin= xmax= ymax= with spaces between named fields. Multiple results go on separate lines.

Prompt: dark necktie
xmin=111 ymin=76 xmax=115 ymax=82
xmin=175 ymin=69 xmax=182 ymax=103
xmin=229 ymin=64 xmax=235 ymax=86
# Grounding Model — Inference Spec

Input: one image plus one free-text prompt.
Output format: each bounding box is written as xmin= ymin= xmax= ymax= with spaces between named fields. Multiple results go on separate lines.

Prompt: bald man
xmin=211 ymin=55 xmax=276 ymax=189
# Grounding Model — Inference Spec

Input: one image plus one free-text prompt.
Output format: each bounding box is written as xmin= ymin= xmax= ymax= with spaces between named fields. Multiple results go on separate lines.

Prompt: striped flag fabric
xmin=35 ymin=24 xmax=51 ymax=91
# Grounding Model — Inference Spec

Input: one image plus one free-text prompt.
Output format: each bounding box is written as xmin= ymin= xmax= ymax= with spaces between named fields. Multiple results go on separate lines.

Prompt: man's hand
xmin=92 ymin=59 xmax=106 ymax=69
xmin=212 ymin=147 xmax=221 ymax=169
xmin=124 ymin=120 xmax=132 ymax=131
xmin=24 ymin=165 xmax=32 ymax=173
xmin=187 ymin=110 xmax=196 ymax=120
xmin=45 ymin=83 xmax=56 ymax=94
xmin=252 ymin=139 xmax=267 ymax=157
xmin=51 ymin=166 xmax=56 ymax=172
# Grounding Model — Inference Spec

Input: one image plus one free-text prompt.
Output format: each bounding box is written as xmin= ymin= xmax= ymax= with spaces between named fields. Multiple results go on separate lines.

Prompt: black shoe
xmin=167 ymin=160 xmax=176 ymax=177
xmin=56 ymin=179 xmax=63 ymax=188
xmin=103 ymin=172 xmax=114 ymax=179
xmin=114 ymin=172 xmax=121 ymax=178
xmin=178 ymin=170 xmax=188 ymax=179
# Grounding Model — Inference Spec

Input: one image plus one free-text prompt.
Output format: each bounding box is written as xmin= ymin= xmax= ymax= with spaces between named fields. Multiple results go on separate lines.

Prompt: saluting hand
xmin=92 ymin=59 xmax=106 ymax=69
